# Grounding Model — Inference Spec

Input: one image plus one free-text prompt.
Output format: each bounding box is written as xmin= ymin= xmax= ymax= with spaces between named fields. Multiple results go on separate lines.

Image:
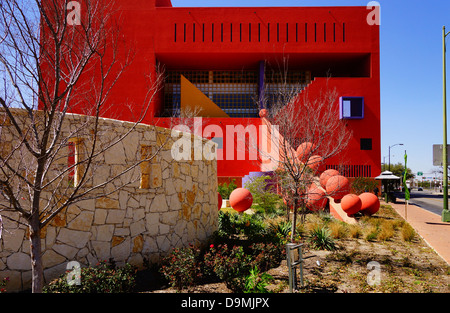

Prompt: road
xmin=396 ymin=189 xmax=444 ymax=216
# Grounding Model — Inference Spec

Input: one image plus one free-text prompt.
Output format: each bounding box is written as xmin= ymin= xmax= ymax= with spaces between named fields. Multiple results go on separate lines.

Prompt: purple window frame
xmin=339 ymin=96 xmax=364 ymax=120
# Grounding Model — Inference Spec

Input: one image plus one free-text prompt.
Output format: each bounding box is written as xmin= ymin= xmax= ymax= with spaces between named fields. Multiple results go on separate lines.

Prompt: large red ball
xmin=306 ymin=155 xmax=323 ymax=172
xmin=341 ymin=194 xmax=362 ymax=216
xmin=326 ymin=175 xmax=350 ymax=200
xmin=218 ymin=192 xmax=223 ymax=211
xmin=306 ymin=185 xmax=327 ymax=211
xmin=319 ymin=169 xmax=340 ymax=189
xmin=359 ymin=192 xmax=380 ymax=216
xmin=296 ymin=142 xmax=315 ymax=162
xmin=229 ymin=188 xmax=253 ymax=212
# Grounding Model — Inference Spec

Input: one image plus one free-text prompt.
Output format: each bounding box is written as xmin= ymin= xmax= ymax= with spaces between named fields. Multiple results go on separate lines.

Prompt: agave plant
xmin=268 ymin=220 xmax=292 ymax=237
xmin=308 ymin=226 xmax=337 ymax=251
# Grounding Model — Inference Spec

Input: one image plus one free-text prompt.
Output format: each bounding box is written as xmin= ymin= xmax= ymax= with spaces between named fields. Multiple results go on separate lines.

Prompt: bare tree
xmin=0 ymin=0 xmax=164 ymax=292
xmin=259 ymin=65 xmax=352 ymax=242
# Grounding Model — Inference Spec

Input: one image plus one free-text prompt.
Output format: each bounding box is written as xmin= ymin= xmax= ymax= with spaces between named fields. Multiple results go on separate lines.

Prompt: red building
xmin=59 ymin=0 xmax=381 ymax=186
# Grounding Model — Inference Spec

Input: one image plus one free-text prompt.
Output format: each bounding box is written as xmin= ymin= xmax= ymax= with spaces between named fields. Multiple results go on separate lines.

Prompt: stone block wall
xmin=0 ymin=110 xmax=218 ymax=291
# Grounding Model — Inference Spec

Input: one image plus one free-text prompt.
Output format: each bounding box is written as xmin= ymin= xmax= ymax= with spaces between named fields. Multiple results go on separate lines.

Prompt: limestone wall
xmin=0 ymin=110 xmax=218 ymax=291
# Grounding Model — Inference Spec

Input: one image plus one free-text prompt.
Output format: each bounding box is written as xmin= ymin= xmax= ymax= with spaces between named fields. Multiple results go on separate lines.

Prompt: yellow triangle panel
xmin=180 ymin=75 xmax=229 ymax=118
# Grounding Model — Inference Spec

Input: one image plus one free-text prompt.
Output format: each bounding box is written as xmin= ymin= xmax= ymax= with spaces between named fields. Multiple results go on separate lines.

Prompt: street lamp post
xmin=442 ymin=26 xmax=450 ymax=222
xmin=388 ymin=143 xmax=403 ymax=171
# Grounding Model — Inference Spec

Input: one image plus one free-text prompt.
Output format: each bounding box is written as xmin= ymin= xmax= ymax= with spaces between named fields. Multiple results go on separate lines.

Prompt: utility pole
xmin=442 ymin=26 xmax=450 ymax=222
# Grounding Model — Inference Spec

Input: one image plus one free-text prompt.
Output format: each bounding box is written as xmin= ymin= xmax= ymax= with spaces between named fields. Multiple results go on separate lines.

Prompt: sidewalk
xmin=382 ymin=199 xmax=450 ymax=265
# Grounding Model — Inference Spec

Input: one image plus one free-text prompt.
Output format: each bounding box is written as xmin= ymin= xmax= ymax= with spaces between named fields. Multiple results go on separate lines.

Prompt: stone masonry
xmin=0 ymin=110 xmax=218 ymax=291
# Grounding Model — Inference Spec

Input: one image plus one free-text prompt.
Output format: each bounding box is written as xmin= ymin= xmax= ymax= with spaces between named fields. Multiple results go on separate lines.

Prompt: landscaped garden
xmin=151 ymin=203 xmax=449 ymax=293
xmin=41 ymin=194 xmax=450 ymax=293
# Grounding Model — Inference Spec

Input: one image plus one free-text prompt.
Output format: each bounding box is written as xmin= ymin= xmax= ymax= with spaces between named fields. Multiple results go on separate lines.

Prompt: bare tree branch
xmin=257 ymin=63 xmax=352 ymax=240
xmin=0 ymin=0 xmax=165 ymax=293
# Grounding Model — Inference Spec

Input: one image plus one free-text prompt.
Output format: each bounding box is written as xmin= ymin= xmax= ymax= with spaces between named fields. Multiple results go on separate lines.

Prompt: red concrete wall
xmin=153 ymin=117 xmax=263 ymax=178
xmin=297 ymin=77 xmax=381 ymax=177
xmin=153 ymin=6 xmax=378 ymax=58
xmin=41 ymin=1 xmax=380 ymax=180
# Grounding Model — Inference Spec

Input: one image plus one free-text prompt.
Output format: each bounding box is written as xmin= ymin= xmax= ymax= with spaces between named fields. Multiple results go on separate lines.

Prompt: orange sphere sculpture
xmin=229 ymin=188 xmax=253 ymax=213
xmin=259 ymin=109 xmax=268 ymax=118
xmin=326 ymin=175 xmax=350 ymax=200
xmin=319 ymin=169 xmax=340 ymax=189
xmin=341 ymin=194 xmax=362 ymax=216
xmin=306 ymin=185 xmax=327 ymax=211
xmin=218 ymin=192 xmax=223 ymax=211
xmin=296 ymin=142 xmax=315 ymax=162
xmin=306 ymin=155 xmax=323 ymax=172
xmin=359 ymin=192 xmax=380 ymax=216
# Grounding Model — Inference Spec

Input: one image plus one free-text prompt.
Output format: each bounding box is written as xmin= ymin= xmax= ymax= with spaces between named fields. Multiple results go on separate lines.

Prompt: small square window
xmin=360 ymin=138 xmax=372 ymax=151
xmin=340 ymin=97 xmax=364 ymax=119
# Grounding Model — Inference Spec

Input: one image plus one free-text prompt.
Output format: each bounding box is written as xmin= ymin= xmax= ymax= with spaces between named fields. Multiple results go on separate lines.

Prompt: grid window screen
xmin=162 ymin=69 xmax=311 ymax=117
xmin=325 ymin=164 xmax=372 ymax=178
xmin=163 ymin=70 xmax=259 ymax=117
xmin=264 ymin=70 xmax=311 ymax=109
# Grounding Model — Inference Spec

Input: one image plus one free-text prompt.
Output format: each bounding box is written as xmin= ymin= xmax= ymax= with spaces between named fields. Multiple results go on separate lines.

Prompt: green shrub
xmin=243 ymin=266 xmax=273 ymax=293
xmin=250 ymin=242 xmax=284 ymax=271
xmin=268 ymin=220 xmax=292 ymax=238
xmin=218 ymin=179 xmax=237 ymax=199
xmin=351 ymin=177 xmax=379 ymax=195
xmin=217 ymin=211 xmax=268 ymax=241
xmin=44 ymin=261 xmax=137 ymax=293
xmin=244 ymin=175 xmax=281 ymax=214
xmin=217 ymin=211 xmax=239 ymax=237
xmin=240 ymin=214 xmax=268 ymax=241
xmin=308 ymin=226 xmax=337 ymax=251
xmin=160 ymin=245 xmax=202 ymax=290
xmin=203 ymin=244 xmax=251 ymax=292
xmin=202 ymin=241 xmax=284 ymax=292
xmin=0 ymin=277 xmax=9 ymax=293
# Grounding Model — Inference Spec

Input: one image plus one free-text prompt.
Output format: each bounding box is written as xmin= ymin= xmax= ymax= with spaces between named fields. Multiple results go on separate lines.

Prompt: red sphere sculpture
xmin=259 ymin=109 xmax=268 ymax=118
xmin=229 ymin=188 xmax=253 ymax=213
xmin=306 ymin=155 xmax=323 ymax=172
xmin=306 ymin=185 xmax=327 ymax=211
xmin=359 ymin=192 xmax=380 ymax=216
xmin=319 ymin=169 xmax=340 ymax=189
xmin=326 ymin=175 xmax=350 ymax=200
xmin=341 ymin=194 xmax=362 ymax=216
xmin=296 ymin=142 xmax=315 ymax=162
xmin=218 ymin=192 xmax=223 ymax=211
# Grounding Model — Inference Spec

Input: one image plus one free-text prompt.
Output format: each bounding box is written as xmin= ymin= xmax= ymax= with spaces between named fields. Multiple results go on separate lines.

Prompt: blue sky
xmin=172 ymin=0 xmax=450 ymax=176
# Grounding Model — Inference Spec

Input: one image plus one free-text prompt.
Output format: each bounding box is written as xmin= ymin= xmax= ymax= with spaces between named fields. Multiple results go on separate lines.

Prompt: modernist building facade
xmin=64 ymin=0 xmax=381 ymax=186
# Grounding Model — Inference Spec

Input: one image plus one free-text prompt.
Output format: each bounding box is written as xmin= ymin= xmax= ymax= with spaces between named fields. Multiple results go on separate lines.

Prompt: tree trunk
xmin=29 ymin=214 xmax=43 ymax=293
xmin=290 ymin=198 xmax=298 ymax=242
